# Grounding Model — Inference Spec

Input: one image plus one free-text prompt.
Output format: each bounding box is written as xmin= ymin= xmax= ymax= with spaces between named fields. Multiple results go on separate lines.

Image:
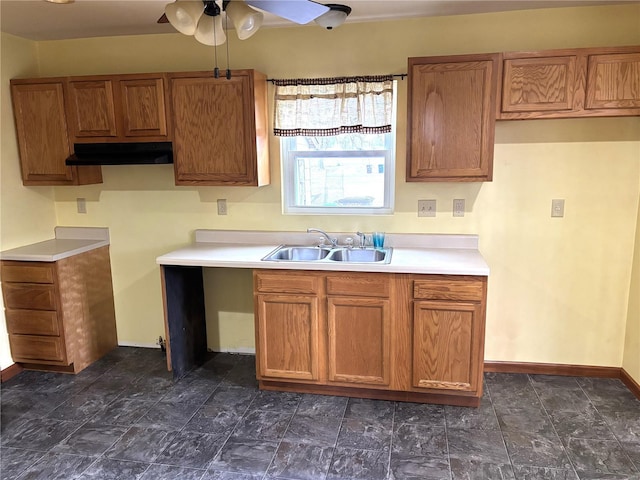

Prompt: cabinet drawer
xmin=326 ymin=274 xmax=390 ymax=298
xmin=9 ymin=334 xmax=67 ymax=363
xmin=5 ymin=309 xmax=60 ymax=336
xmin=255 ymin=271 xmax=320 ymax=294
xmin=2 ymin=283 xmax=57 ymax=310
xmin=1 ymin=263 xmax=55 ymax=284
xmin=413 ymin=278 xmax=484 ymax=301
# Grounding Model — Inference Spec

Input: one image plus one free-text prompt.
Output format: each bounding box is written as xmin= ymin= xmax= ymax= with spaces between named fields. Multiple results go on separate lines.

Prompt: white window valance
xmin=273 ymin=75 xmax=394 ymax=137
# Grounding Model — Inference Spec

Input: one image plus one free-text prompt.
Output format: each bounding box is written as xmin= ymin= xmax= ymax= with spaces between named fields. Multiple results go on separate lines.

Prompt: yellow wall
xmin=1 ymin=5 xmax=640 ymax=377
xmin=624 ymin=184 xmax=640 ymax=381
xmin=0 ymin=33 xmax=57 ymax=369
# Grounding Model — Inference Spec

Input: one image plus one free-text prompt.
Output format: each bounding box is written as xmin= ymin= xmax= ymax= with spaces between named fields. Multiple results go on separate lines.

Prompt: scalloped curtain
xmin=273 ymin=75 xmax=394 ymax=137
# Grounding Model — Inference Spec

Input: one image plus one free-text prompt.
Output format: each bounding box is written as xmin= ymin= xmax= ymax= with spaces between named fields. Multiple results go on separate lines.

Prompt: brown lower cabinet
xmin=254 ymin=269 xmax=487 ymax=407
xmin=1 ymin=246 xmax=118 ymax=373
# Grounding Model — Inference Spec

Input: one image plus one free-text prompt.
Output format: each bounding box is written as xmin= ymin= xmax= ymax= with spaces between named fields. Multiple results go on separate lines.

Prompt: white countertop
xmin=0 ymin=227 xmax=110 ymax=262
xmin=156 ymin=230 xmax=489 ymax=276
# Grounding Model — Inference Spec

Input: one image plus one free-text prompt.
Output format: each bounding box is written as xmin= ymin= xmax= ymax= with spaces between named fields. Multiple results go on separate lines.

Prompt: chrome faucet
xmin=307 ymin=228 xmax=338 ymax=247
xmin=356 ymin=232 xmax=367 ymax=248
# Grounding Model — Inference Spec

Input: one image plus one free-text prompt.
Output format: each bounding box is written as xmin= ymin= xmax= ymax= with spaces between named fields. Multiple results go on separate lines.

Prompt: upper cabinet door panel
xmin=171 ymin=74 xmax=258 ymax=185
xmin=502 ymin=56 xmax=577 ymax=112
xmin=10 ymin=81 xmax=74 ymax=184
xmin=120 ymin=77 xmax=169 ymax=137
xmin=500 ymin=46 xmax=640 ymax=119
xmin=67 ymin=80 xmax=118 ymax=138
xmin=407 ymin=54 xmax=499 ymax=182
xmin=586 ymin=52 xmax=640 ymax=109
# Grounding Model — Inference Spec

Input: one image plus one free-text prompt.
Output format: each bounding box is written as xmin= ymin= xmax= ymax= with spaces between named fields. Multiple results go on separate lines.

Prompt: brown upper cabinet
xmin=407 ymin=53 xmax=501 ymax=182
xmin=66 ymin=73 xmax=170 ymax=142
xmin=10 ymin=78 xmax=102 ymax=186
xmin=169 ymin=70 xmax=269 ymax=186
xmin=500 ymin=46 xmax=640 ymax=119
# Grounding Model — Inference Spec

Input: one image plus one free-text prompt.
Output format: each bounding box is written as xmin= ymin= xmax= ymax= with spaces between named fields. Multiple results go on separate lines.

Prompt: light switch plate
xmin=551 ymin=199 xmax=565 ymax=217
xmin=418 ymin=199 xmax=436 ymax=217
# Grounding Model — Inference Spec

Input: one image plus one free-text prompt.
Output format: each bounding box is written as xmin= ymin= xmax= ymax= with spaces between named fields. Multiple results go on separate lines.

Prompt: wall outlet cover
xmin=453 ymin=199 xmax=465 ymax=217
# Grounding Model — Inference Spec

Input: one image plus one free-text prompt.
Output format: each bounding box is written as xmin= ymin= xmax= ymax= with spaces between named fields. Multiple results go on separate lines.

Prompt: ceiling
xmin=0 ymin=0 xmax=635 ymax=42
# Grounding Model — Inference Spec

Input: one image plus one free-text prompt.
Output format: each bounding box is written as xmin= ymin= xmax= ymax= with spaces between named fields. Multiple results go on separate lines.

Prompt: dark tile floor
xmin=1 ymin=348 xmax=639 ymax=480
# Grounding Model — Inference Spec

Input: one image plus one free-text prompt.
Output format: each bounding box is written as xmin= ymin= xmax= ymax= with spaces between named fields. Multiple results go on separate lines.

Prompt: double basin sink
xmin=262 ymin=245 xmax=392 ymax=264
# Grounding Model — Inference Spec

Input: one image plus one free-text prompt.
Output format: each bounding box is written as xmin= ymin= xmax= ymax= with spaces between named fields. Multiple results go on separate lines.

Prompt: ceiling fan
xmin=158 ymin=0 xmax=352 ymax=46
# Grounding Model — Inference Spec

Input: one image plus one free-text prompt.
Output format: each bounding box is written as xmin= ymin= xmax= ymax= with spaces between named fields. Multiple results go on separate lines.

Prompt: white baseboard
xmin=117 ymin=342 xmax=161 ymax=349
xmin=116 ymin=342 xmax=256 ymax=355
xmin=211 ymin=347 xmax=256 ymax=355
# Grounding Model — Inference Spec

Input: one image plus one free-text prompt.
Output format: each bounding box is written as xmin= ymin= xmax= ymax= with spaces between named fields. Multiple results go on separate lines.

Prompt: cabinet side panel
xmin=163 ymin=265 xmax=207 ymax=379
xmin=56 ymin=246 xmax=118 ymax=373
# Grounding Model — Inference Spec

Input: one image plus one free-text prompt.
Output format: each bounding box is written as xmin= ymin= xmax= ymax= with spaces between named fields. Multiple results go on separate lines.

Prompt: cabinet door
xmin=586 ymin=52 xmax=640 ymax=110
xmin=255 ymin=293 xmax=320 ymax=381
xmin=171 ymin=74 xmax=260 ymax=185
xmin=67 ymin=79 xmax=118 ymax=138
xmin=10 ymin=81 xmax=75 ymax=184
xmin=327 ymin=296 xmax=390 ymax=386
xmin=412 ymin=300 xmax=483 ymax=393
xmin=120 ymin=77 xmax=169 ymax=138
xmin=502 ymin=56 xmax=578 ymax=113
xmin=407 ymin=54 xmax=499 ymax=182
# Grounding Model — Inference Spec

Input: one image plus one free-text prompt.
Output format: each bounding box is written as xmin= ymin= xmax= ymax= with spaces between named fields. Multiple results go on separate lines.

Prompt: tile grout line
xmin=484 ymin=375 xmax=517 ymax=479
xmin=527 ymin=374 xmax=581 ymax=479
xmin=577 ymin=379 xmax=640 ymax=475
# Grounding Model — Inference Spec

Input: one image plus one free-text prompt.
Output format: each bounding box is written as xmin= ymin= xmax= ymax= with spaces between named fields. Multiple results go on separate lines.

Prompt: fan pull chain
xmin=225 ymin=10 xmax=231 ymax=79
xmin=213 ymin=8 xmax=220 ymax=78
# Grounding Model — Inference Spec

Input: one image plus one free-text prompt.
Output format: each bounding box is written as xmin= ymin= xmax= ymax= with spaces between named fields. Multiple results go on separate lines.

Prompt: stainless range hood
xmin=66 ymin=142 xmax=173 ymax=166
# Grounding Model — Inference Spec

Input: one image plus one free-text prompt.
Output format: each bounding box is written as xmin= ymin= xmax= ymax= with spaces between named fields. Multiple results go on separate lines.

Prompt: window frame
xmin=281 ymin=132 xmax=396 ymax=215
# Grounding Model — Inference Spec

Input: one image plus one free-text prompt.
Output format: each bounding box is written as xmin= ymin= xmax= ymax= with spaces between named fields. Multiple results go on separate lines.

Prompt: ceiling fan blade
xmin=157 ymin=12 xmax=169 ymax=24
xmin=245 ymin=0 xmax=330 ymax=24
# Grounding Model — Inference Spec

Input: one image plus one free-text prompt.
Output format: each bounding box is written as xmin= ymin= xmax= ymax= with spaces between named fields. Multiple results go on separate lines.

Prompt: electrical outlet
xmin=77 ymin=198 xmax=87 ymax=214
xmin=551 ymin=199 xmax=565 ymax=217
xmin=418 ymin=199 xmax=436 ymax=217
xmin=217 ymin=199 xmax=228 ymax=215
xmin=453 ymin=199 xmax=465 ymax=217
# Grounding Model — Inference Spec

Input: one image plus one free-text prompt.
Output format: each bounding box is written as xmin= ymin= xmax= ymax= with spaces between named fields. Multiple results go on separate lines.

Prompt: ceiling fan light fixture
xmin=45 ymin=0 xmax=75 ymax=3
xmin=165 ymin=0 xmax=204 ymax=36
xmin=225 ymin=1 xmax=263 ymax=40
xmin=194 ymin=11 xmax=227 ymax=46
xmin=314 ymin=3 xmax=351 ymax=30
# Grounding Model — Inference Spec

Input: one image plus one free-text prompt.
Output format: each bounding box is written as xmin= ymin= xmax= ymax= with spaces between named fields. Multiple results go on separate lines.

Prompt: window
xmin=281 ymin=131 xmax=395 ymax=215
xmin=274 ymin=76 xmax=397 ymax=215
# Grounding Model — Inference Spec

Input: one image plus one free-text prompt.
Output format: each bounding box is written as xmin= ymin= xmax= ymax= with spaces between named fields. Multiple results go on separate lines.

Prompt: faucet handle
xmin=344 ymin=237 xmax=354 ymax=248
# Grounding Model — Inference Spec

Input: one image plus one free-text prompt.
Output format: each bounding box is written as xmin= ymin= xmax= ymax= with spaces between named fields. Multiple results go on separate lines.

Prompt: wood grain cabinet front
xmin=0 ymin=247 xmax=118 ymax=373
xmin=410 ymin=276 xmax=487 ymax=397
xmin=66 ymin=73 xmax=171 ymax=143
xmin=254 ymin=271 xmax=323 ymax=382
xmin=326 ymin=273 xmax=391 ymax=387
xmin=169 ymin=70 xmax=269 ymax=186
xmin=500 ymin=46 xmax=640 ymax=119
xmin=407 ymin=53 xmax=500 ymax=182
xmin=253 ymin=269 xmax=488 ymax=406
xmin=10 ymin=79 xmax=102 ymax=186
